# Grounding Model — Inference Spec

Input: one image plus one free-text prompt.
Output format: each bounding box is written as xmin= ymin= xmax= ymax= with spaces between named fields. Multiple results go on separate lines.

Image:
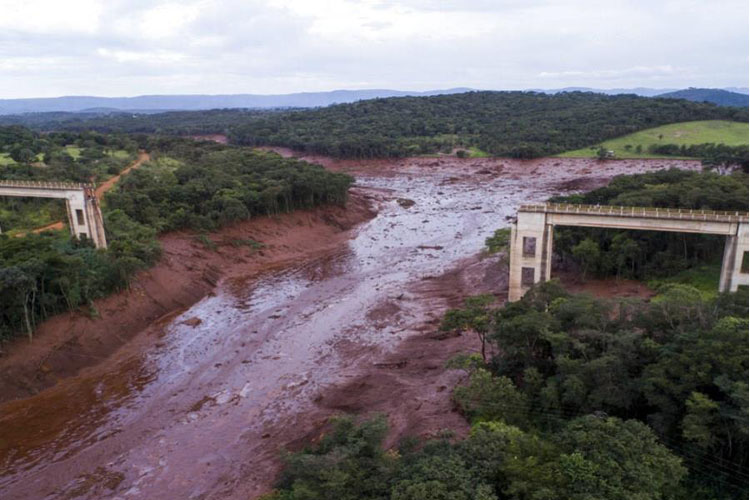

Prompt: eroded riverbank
xmin=0 ymin=156 xmax=701 ymax=499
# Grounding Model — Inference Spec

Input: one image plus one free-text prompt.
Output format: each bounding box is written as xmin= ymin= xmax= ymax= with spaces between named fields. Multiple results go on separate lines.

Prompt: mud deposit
xmin=0 ymin=156 xmax=700 ymax=499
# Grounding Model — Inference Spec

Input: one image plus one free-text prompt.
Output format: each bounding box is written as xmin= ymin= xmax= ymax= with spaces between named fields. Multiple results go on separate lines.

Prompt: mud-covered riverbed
xmin=0 ymin=156 xmax=700 ymax=499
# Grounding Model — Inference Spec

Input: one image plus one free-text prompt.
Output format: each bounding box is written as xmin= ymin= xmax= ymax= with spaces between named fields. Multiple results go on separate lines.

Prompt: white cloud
xmin=0 ymin=0 xmax=102 ymax=34
xmin=0 ymin=0 xmax=746 ymax=98
xmin=96 ymin=48 xmax=187 ymax=64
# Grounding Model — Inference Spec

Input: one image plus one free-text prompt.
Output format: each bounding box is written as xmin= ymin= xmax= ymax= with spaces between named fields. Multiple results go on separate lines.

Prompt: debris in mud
xmin=373 ymin=360 xmax=408 ymax=369
xmin=181 ymin=317 xmax=202 ymax=327
xmin=190 ymin=395 xmax=216 ymax=412
xmin=429 ymin=330 xmax=462 ymax=340
xmin=61 ymin=466 xmax=125 ymax=498
xmin=417 ymin=245 xmax=444 ymax=250
xmin=396 ymin=198 xmax=415 ymax=208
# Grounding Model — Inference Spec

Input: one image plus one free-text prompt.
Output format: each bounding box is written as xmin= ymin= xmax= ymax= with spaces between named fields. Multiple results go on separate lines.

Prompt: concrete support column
xmin=83 ymin=187 xmax=108 ymax=249
xmin=540 ymin=223 xmax=554 ymax=282
xmin=508 ymin=211 xmax=549 ymax=301
xmin=64 ymin=190 xmax=108 ymax=249
xmin=66 ymin=193 xmax=89 ymax=241
xmin=719 ymin=222 xmax=749 ymax=292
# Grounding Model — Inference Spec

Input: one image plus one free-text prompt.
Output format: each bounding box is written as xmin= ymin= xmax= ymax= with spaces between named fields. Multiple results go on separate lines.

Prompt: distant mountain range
xmin=655 ymin=88 xmax=749 ymax=107
xmin=0 ymin=87 xmax=746 ymax=115
xmin=0 ymin=89 xmax=473 ymax=115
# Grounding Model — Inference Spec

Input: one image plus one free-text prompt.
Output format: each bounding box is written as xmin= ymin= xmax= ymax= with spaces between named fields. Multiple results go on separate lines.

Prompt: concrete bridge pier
xmin=719 ymin=222 xmax=749 ymax=292
xmin=508 ymin=211 xmax=552 ymax=301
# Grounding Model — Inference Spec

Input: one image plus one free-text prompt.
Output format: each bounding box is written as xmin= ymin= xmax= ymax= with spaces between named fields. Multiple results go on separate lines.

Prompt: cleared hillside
xmin=558 ymin=120 xmax=749 ymax=158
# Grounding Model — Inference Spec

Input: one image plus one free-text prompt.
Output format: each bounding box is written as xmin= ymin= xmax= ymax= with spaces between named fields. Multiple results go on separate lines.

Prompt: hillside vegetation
xmin=2 ymin=92 xmax=746 ymax=160
xmin=0 ymin=109 xmax=273 ymax=136
xmin=558 ymin=120 xmax=749 ymax=158
xmin=228 ymin=91 xmax=746 ymax=158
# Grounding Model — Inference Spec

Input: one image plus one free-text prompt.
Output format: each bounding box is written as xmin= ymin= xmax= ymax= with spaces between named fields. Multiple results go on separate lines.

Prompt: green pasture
xmin=558 ymin=120 xmax=749 ymax=159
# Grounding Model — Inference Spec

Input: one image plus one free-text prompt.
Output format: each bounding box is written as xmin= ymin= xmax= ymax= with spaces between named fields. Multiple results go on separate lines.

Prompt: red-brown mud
xmin=0 ymin=190 xmax=377 ymax=403
xmin=0 ymin=154 xmax=700 ymax=500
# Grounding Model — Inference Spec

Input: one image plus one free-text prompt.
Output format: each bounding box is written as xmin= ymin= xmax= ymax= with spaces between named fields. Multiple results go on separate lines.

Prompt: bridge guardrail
xmin=0 ymin=180 xmax=93 ymax=190
xmin=519 ymin=203 xmax=749 ymax=223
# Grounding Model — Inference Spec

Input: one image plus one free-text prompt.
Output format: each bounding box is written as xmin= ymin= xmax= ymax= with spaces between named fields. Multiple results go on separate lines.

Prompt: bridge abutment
xmin=719 ymin=223 xmax=749 ymax=292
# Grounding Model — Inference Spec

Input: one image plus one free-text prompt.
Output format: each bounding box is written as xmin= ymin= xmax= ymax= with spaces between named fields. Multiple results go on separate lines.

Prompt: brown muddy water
xmin=0 ymin=157 xmax=700 ymax=499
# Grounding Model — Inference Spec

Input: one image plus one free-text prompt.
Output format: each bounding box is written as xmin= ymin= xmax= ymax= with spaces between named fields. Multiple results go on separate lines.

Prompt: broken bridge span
xmin=0 ymin=180 xmax=107 ymax=249
xmin=509 ymin=203 xmax=749 ymax=301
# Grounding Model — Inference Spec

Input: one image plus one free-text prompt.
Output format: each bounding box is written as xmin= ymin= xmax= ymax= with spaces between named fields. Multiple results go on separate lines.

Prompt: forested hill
xmin=2 ymin=91 xmax=747 ymax=159
xmin=228 ymin=91 xmax=747 ymax=158
xmin=657 ymin=88 xmax=749 ymax=107
xmin=0 ymin=109 xmax=275 ymax=135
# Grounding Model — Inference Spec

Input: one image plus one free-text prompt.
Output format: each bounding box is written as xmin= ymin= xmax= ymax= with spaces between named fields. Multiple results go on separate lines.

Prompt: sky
xmin=0 ymin=0 xmax=747 ymax=98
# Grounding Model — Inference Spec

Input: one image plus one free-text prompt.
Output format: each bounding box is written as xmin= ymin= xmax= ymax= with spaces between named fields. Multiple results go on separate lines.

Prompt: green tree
xmin=442 ymin=294 xmax=496 ymax=361
xmin=571 ymin=238 xmax=600 ymax=279
xmin=553 ymin=416 xmax=686 ymax=500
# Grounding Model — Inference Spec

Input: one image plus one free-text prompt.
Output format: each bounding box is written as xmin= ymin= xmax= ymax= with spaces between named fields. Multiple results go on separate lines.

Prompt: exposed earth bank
xmin=0 ymin=155 xmax=700 ymax=500
xmin=0 ymin=189 xmax=377 ymax=403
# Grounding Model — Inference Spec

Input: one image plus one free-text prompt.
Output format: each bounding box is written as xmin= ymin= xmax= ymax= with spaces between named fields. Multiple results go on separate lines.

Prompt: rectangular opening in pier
xmin=522 ymin=237 xmax=536 ymax=257
xmin=76 ymin=209 xmax=85 ymax=226
xmin=521 ymin=267 xmax=535 ymax=286
xmin=742 ymin=251 xmax=749 ymax=274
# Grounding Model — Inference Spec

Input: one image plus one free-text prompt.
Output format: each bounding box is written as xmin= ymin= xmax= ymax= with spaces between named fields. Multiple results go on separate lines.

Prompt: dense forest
xmin=0 ymin=109 xmax=273 ymax=135
xmin=266 ymin=282 xmax=748 ymax=499
xmin=106 ymin=136 xmax=353 ymax=233
xmin=2 ymin=92 xmax=746 ymax=160
xmin=548 ymin=169 xmax=749 ymax=282
xmin=228 ymin=91 xmax=747 ymax=158
xmin=0 ymin=129 xmax=352 ymax=340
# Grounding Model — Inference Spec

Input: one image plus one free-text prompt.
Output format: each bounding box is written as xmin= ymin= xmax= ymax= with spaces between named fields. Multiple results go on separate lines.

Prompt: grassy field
xmin=648 ymin=263 xmax=722 ymax=300
xmin=468 ymin=146 xmax=491 ymax=158
xmin=108 ymin=149 xmax=132 ymax=159
xmin=558 ymin=120 xmax=749 ymax=159
xmin=0 ymin=153 xmax=15 ymax=166
xmin=64 ymin=145 xmax=82 ymax=159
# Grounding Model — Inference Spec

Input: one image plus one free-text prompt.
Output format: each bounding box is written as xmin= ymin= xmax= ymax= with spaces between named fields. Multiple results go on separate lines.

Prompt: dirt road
xmin=0 ymin=156 xmax=701 ymax=499
xmin=23 ymin=151 xmax=150 ymax=236
xmin=94 ymin=151 xmax=149 ymax=200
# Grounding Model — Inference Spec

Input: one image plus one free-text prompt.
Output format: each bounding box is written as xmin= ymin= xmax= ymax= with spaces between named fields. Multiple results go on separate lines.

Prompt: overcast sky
xmin=0 ymin=0 xmax=747 ymax=98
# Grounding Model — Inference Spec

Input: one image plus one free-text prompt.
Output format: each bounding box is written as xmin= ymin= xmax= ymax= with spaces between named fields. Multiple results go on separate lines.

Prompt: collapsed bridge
xmin=0 ymin=180 xmax=107 ymax=249
xmin=509 ymin=203 xmax=749 ymax=301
